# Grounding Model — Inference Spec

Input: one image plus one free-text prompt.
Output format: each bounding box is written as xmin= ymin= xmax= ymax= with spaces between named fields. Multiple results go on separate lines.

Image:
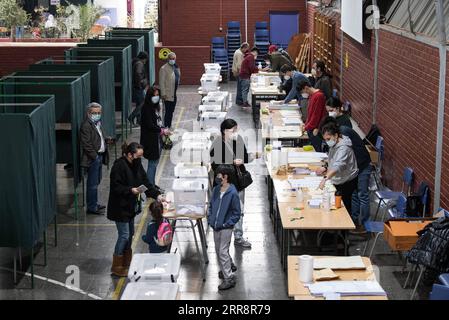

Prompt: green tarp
xmin=0 ymin=76 xmax=90 ymax=188
xmin=28 ymin=58 xmax=116 ymax=137
xmin=0 ymin=96 xmax=56 ymax=247
xmin=108 ymin=28 xmax=155 ymax=85
xmin=66 ymin=46 xmax=133 ymax=132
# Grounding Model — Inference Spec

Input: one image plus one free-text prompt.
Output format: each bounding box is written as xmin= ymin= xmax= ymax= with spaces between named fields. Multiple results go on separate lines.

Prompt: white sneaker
xmin=234 ymin=238 xmax=252 ymax=248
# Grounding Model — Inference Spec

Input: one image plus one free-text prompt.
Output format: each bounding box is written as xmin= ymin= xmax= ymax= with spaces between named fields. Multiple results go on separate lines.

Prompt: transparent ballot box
xmin=121 ymin=282 xmax=179 ymax=300
xmin=172 ymin=178 xmax=209 ymax=215
xmin=128 ymin=253 xmax=181 ymax=282
xmin=174 ymin=163 xmax=209 ymax=179
xmin=200 ymin=112 xmax=227 ymax=130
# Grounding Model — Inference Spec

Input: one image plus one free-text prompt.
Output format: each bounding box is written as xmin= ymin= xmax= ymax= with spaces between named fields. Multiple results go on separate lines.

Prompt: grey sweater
xmin=328 ymin=135 xmax=358 ymax=185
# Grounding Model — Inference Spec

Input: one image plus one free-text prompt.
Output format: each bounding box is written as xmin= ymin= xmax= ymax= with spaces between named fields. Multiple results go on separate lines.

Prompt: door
xmin=269 ymin=12 xmax=299 ymax=48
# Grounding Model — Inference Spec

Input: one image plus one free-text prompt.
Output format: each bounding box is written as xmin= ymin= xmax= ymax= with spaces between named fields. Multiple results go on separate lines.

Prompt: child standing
xmin=142 ymin=201 xmax=172 ymax=253
xmin=207 ymin=165 xmax=242 ymax=290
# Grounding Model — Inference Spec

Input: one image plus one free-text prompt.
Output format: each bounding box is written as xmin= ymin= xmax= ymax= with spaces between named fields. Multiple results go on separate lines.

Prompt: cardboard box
xmin=366 ymin=145 xmax=379 ymax=164
xmin=383 ymin=219 xmax=434 ymax=251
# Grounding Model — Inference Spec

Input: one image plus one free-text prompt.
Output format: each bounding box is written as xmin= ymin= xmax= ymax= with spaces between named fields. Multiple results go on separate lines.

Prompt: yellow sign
xmin=159 ymin=48 xmax=172 ymax=60
xmin=345 ymin=52 xmax=349 ymax=69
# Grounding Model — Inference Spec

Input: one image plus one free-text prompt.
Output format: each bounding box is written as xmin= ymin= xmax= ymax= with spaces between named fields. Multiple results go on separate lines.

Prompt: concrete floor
xmin=0 ymin=83 xmax=432 ymax=300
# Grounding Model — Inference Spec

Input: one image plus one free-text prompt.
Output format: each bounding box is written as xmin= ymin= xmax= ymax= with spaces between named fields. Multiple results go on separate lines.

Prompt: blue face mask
xmin=168 ymin=59 xmax=176 ymax=66
xmin=90 ymin=114 xmax=101 ymax=123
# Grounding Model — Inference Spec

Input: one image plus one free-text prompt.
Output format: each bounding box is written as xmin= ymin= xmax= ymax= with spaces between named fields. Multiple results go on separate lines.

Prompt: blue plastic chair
xmin=430 ymin=284 xmax=449 ymax=300
xmin=373 ymin=167 xmax=414 ymax=220
xmin=255 ymin=21 xmax=268 ymax=30
xmin=371 ymin=136 xmax=384 ymax=190
xmin=212 ymin=37 xmax=225 ymax=49
xmin=363 ymin=193 xmax=407 ymax=258
xmin=227 ymin=21 xmax=241 ymax=34
xmin=439 ymin=274 xmax=449 ymax=286
xmin=255 ymin=29 xmax=270 ymax=42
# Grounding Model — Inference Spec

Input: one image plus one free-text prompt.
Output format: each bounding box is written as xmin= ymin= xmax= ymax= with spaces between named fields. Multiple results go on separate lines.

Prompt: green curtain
xmin=0 ymin=97 xmax=56 ymax=248
xmin=0 ymin=77 xmax=90 ymax=188
xmin=28 ymin=59 xmax=116 ymax=138
xmin=87 ymin=37 xmax=144 ymax=60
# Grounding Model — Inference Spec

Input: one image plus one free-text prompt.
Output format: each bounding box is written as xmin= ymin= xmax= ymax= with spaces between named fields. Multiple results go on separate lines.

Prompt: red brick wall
xmin=154 ymin=45 xmax=211 ymax=85
xmin=0 ymin=45 xmax=73 ymax=77
xmin=307 ymin=8 xmax=449 ymax=210
xmin=159 ymin=0 xmax=307 ymax=47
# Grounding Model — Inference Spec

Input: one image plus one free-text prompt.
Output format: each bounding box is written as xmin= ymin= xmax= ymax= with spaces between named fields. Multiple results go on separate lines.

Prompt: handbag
xmin=235 ymin=165 xmax=253 ymax=190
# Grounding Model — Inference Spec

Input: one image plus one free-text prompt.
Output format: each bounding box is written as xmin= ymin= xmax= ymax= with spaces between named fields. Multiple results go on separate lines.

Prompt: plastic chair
xmin=373 ymin=167 xmax=414 ymax=221
xmin=371 ymin=136 xmax=384 ymax=190
xmin=255 ymin=21 xmax=268 ymax=30
xmin=255 ymin=29 xmax=270 ymax=43
xmin=227 ymin=21 xmax=241 ymax=34
xmin=439 ymin=273 xmax=449 ymax=286
xmin=430 ymin=284 xmax=449 ymax=300
xmin=212 ymin=37 xmax=225 ymax=47
xmin=363 ymin=193 xmax=407 ymax=258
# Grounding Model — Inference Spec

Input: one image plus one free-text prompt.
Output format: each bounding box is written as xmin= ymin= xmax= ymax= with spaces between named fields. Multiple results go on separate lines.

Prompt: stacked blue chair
xmin=227 ymin=21 xmax=242 ymax=76
xmin=211 ymin=37 xmax=225 ymax=57
xmin=213 ymin=49 xmax=230 ymax=81
xmin=254 ymin=22 xmax=270 ymax=68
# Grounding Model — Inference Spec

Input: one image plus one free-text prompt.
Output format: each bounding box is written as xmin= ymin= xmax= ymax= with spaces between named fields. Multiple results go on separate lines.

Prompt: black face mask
xmin=215 ymin=177 xmax=223 ymax=186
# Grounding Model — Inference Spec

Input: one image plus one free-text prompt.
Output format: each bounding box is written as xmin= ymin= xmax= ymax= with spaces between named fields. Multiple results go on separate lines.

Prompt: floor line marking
xmin=0 ymin=266 xmax=102 ymax=300
xmin=111 ymin=106 xmax=186 ymax=300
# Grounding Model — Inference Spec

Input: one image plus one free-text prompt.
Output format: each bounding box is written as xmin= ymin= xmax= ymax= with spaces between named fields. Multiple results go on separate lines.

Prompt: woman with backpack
xmin=210 ymin=119 xmax=256 ymax=249
xmin=107 ymin=142 xmax=163 ymax=277
xmin=142 ymin=201 xmax=173 ymax=253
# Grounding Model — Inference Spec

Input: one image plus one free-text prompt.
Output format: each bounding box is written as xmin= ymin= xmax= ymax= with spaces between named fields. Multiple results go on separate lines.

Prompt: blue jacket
xmin=207 ymin=184 xmax=241 ymax=231
xmin=284 ymin=71 xmax=308 ymax=103
xmin=142 ymin=219 xmax=168 ymax=253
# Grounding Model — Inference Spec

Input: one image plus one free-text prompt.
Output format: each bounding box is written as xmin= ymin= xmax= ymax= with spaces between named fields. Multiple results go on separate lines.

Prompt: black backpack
xmin=364 ymin=124 xmax=381 ymax=146
xmin=405 ymin=182 xmax=430 ymax=217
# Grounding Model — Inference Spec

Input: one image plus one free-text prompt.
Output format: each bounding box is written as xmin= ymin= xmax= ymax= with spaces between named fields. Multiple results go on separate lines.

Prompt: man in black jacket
xmin=80 ymin=103 xmax=110 ymax=215
xmin=128 ymin=51 xmax=149 ymax=126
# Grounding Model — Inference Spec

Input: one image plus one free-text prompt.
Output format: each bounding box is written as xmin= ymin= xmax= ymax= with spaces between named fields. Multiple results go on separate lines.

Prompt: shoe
xmin=218 ymin=278 xmax=236 ymax=290
xmin=349 ymin=225 xmax=368 ymax=235
xmin=234 ymin=238 xmax=252 ymax=248
xmin=218 ymin=263 xmax=237 ymax=279
xmin=242 ymin=102 xmax=251 ymax=108
xmin=111 ymin=255 xmax=129 ymax=277
xmin=123 ymin=248 xmax=133 ymax=268
xmin=86 ymin=209 xmax=104 ymax=215
xmin=97 ymin=205 xmax=106 ymax=211
xmin=236 ymin=102 xmax=244 ymax=106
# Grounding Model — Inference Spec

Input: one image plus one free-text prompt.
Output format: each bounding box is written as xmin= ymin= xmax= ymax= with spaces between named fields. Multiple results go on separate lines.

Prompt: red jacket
xmin=239 ymin=53 xmax=259 ymax=79
xmin=305 ymin=90 xmax=327 ymax=131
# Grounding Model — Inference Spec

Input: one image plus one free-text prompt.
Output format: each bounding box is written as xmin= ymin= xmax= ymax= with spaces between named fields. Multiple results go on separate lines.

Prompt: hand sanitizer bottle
xmin=258 ymin=62 xmax=262 ymax=70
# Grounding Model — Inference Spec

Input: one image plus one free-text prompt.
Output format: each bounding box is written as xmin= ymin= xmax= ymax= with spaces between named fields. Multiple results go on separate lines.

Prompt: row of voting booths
xmin=0 ymin=28 xmax=156 ymax=288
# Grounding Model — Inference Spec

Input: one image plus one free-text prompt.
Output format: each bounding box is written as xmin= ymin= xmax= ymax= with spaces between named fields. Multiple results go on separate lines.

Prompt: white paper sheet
xmin=313 ymin=256 xmax=366 ymax=270
xmin=307 ymin=281 xmax=386 ymax=296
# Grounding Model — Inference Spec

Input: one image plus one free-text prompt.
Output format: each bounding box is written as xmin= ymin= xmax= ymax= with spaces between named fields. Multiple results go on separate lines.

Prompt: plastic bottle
xmin=258 ymin=62 xmax=262 ymax=70
xmin=296 ymin=188 xmax=304 ymax=205
xmin=322 ymin=187 xmax=331 ymax=212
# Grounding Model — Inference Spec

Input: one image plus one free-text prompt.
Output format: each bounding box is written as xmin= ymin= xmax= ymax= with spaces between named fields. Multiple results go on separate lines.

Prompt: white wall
xmin=94 ymin=0 xmax=128 ymax=27
xmin=133 ymin=0 xmax=147 ymax=28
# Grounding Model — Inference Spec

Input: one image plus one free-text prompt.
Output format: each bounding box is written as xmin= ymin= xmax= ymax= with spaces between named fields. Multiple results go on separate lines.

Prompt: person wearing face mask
xmin=80 ymin=103 xmax=110 ymax=215
xmin=159 ymin=51 xmax=181 ymax=128
xmin=210 ymin=119 xmax=256 ymax=249
xmin=312 ymin=60 xmax=333 ymax=100
xmin=298 ymin=79 xmax=327 ymax=152
xmin=107 ymin=142 xmax=163 ymax=277
xmin=262 ymin=52 xmax=294 ymax=73
xmin=140 ymin=85 xmax=171 ymax=185
xmin=232 ymin=42 xmax=250 ymax=106
xmin=318 ymin=122 xmax=358 ymax=216
xmin=239 ymin=47 xmax=260 ymax=108
xmin=280 ymin=64 xmax=308 ymax=104
xmin=326 ymin=97 xmax=352 ymax=128
xmin=207 ymin=165 xmax=242 ymax=290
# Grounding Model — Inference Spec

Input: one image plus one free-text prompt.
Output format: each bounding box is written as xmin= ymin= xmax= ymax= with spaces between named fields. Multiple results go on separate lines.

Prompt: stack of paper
xmin=307 ymin=281 xmax=386 ymax=297
xmin=280 ymin=110 xmax=300 ymax=118
xmin=282 ymin=118 xmax=302 ymax=126
xmin=314 ymin=256 xmax=366 ymax=270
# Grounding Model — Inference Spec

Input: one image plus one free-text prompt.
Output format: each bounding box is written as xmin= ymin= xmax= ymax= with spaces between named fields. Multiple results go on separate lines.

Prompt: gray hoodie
xmin=328 ymin=135 xmax=358 ymax=185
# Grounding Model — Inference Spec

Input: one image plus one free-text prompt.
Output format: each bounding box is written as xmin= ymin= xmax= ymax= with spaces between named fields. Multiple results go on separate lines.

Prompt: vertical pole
xmin=340 ymin=29 xmax=344 ymax=97
xmin=372 ymin=0 xmax=380 ymax=125
xmin=245 ymin=0 xmax=248 ymax=43
xmin=54 ymin=215 xmax=58 ymax=247
xmin=43 ymin=231 xmax=47 ymax=266
xmin=433 ymin=0 xmax=447 ymax=211
xmin=30 ymin=247 xmax=34 ymax=289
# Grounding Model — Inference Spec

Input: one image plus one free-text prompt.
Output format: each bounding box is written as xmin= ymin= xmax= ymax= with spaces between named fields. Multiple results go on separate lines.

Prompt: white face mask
xmin=326 ymin=138 xmax=337 ymax=148
xmin=265 ymin=61 xmax=271 ymax=66
xmin=231 ymin=132 xmax=238 ymax=140
xmin=301 ymin=92 xmax=309 ymax=99
xmin=284 ymin=75 xmax=291 ymax=80
xmin=311 ymin=68 xmax=317 ymax=77
xmin=329 ymin=111 xmax=337 ymax=118
xmin=151 ymin=96 xmax=160 ymax=104
xmin=168 ymin=59 xmax=175 ymax=65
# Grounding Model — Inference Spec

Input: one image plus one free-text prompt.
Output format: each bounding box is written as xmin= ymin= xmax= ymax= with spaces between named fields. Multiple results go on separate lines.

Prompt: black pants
xmin=335 ymin=177 xmax=358 ymax=215
xmin=164 ymin=95 xmax=177 ymax=128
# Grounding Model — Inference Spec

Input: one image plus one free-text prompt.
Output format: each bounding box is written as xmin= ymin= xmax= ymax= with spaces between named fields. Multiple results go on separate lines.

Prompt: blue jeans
xmin=236 ymin=76 xmax=243 ymax=105
xmin=241 ymin=79 xmax=250 ymax=104
xmin=114 ymin=218 xmax=135 ymax=256
xmin=147 ymin=158 xmax=160 ymax=186
xmin=164 ymin=95 xmax=177 ymax=128
xmin=86 ymin=154 xmax=103 ymax=212
xmin=351 ymin=165 xmax=372 ymax=225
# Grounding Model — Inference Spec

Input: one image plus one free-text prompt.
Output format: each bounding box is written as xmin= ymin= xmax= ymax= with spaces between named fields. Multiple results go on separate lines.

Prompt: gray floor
xmin=0 ymin=83 xmax=432 ymax=300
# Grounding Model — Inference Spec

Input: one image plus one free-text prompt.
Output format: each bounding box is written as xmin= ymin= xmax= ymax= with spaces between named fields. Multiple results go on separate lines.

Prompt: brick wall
xmin=159 ymin=0 xmax=307 ymax=46
xmin=0 ymin=44 xmax=74 ymax=77
xmin=154 ymin=45 xmax=211 ymax=85
xmin=306 ymin=8 xmax=449 ymax=210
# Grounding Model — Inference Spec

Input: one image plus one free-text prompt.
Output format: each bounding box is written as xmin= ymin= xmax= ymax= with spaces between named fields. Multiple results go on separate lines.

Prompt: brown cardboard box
xmin=383 ymin=220 xmax=434 ymax=251
xmin=366 ymin=145 xmax=379 ymax=164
